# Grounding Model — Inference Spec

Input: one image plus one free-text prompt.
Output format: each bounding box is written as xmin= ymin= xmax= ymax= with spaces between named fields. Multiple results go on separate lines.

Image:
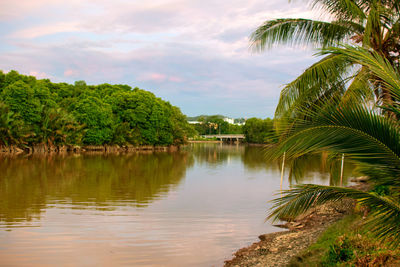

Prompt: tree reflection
xmin=0 ymin=151 xmax=193 ymax=223
xmin=185 ymin=143 xmax=243 ymax=166
xmin=242 ymin=146 xmax=354 ymax=185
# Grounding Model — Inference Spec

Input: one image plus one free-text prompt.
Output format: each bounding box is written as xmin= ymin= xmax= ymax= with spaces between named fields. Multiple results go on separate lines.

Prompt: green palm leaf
xmin=309 ymin=0 xmax=366 ymax=21
xmin=270 ymin=184 xmax=400 ymax=247
xmin=275 ymin=103 xmax=400 ymax=168
xmin=252 ymin=0 xmax=400 ymax=118
xmin=250 ymin=19 xmax=355 ymax=51
xmin=275 ymin=54 xmax=353 ymax=118
xmin=323 ymin=45 xmax=400 ymax=101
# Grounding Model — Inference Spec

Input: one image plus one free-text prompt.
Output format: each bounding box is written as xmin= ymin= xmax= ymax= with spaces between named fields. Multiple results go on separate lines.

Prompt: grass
xmin=288 ymin=214 xmax=400 ymax=266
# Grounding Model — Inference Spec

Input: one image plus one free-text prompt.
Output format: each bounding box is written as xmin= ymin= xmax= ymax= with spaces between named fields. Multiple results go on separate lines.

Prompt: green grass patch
xmin=288 ymin=214 xmax=359 ymax=267
xmin=288 ymin=214 xmax=400 ymax=266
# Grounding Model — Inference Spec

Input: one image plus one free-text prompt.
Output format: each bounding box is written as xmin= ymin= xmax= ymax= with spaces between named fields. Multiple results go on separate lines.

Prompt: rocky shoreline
xmin=224 ymin=197 xmax=357 ymax=267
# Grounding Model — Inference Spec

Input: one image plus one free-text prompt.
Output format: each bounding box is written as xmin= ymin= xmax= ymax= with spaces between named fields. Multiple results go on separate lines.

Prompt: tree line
xmin=0 ymin=70 xmax=195 ymax=149
xmin=191 ymin=115 xmax=243 ymax=135
xmin=242 ymin=117 xmax=278 ymax=144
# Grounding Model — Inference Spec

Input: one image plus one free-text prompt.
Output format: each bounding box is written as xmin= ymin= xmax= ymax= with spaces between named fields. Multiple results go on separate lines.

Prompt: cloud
xmin=28 ymin=70 xmax=50 ymax=79
xmin=168 ymin=76 xmax=183 ymax=82
xmin=64 ymin=69 xmax=78 ymax=77
xmin=10 ymin=22 xmax=81 ymax=39
xmin=137 ymin=72 xmax=184 ymax=83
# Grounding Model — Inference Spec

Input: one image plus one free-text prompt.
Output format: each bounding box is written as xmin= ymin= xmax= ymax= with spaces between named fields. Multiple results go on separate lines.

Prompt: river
xmin=0 ymin=143 xmax=351 ymax=266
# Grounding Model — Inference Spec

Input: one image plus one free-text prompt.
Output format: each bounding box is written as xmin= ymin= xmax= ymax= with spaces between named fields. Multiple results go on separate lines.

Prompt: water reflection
xmin=0 ymin=152 xmax=193 ymax=224
xmin=241 ymin=146 xmax=353 ymax=186
xmin=184 ymin=143 xmax=244 ymax=166
xmin=0 ymin=144 xmax=353 ymax=266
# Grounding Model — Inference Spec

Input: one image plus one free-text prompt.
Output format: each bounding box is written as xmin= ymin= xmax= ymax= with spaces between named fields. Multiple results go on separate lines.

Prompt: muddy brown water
xmin=0 ymin=144 xmax=351 ymax=266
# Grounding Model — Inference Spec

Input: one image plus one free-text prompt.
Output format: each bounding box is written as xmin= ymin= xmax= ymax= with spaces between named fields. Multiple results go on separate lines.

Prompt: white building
xmin=223 ymin=118 xmax=234 ymax=124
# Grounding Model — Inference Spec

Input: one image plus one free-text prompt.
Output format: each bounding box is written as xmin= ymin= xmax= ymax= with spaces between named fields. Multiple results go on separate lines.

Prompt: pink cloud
xmin=29 ymin=70 xmax=49 ymax=79
xmin=137 ymin=72 xmax=183 ymax=83
xmin=168 ymin=76 xmax=183 ymax=82
xmin=149 ymin=73 xmax=167 ymax=82
xmin=64 ymin=69 xmax=78 ymax=77
xmin=10 ymin=22 xmax=80 ymax=39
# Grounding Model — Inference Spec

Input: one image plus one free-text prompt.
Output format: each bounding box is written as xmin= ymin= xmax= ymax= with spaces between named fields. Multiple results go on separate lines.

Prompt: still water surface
xmin=0 ymin=144 xmax=344 ymax=266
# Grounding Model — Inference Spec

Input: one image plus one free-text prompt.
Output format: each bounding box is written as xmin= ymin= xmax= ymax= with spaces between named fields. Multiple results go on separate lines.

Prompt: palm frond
xmin=341 ymin=66 xmax=375 ymax=104
xmin=273 ymin=103 xmax=400 ymax=171
xmin=275 ymin=54 xmax=353 ymax=118
xmin=309 ymin=0 xmax=366 ymax=21
xmin=269 ymin=184 xmax=400 ymax=247
xmin=323 ymin=45 xmax=400 ymax=100
xmin=250 ymin=19 xmax=355 ymax=51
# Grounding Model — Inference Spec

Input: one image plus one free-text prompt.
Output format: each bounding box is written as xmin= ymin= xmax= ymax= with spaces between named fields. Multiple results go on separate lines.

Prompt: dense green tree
xmin=170 ymin=106 xmax=196 ymax=144
xmin=1 ymin=81 xmax=42 ymax=127
xmin=243 ymin=118 xmax=277 ymax=144
xmin=0 ymin=71 xmax=5 ymax=93
xmin=0 ymin=102 xmax=25 ymax=147
xmin=193 ymin=116 xmax=230 ymax=135
xmin=0 ymin=70 xmax=193 ymax=148
xmin=36 ymin=107 xmax=83 ymax=146
xmin=70 ymin=96 xmax=115 ymax=145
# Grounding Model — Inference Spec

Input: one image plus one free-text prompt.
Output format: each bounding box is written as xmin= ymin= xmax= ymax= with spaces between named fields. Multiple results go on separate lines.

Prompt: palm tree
xmin=251 ymin=0 xmax=400 ymax=119
xmin=36 ymin=107 xmax=84 ymax=147
xmin=268 ymin=46 xmax=400 ymax=246
xmin=0 ymin=102 xmax=25 ymax=148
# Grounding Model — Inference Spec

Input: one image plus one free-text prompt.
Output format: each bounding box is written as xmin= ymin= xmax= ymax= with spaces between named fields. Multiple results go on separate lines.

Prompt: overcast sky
xmin=0 ymin=0 xmax=320 ymax=118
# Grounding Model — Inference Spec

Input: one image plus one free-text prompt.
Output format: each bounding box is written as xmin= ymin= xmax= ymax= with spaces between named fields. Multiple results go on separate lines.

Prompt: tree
xmin=243 ymin=117 xmax=277 ymax=143
xmin=268 ymin=46 xmax=400 ymax=246
xmin=0 ymin=102 xmax=25 ymax=147
xmin=36 ymin=107 xmax=83 ymax=146
xmin=1 ymin=81 xmax=42 ymax=127
xmin=169 ymin=105 xmax=196 ymax=144
xmin=0 ymin=70 xmax=192 ymax=148
xmin=70 ymin=95 xmax=115 ymax=145
xmin=251 ymin=0 xmax=400 ymax=119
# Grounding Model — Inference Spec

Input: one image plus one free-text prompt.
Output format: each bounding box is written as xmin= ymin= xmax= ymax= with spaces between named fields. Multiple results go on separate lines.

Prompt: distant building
xmin=188 ymin=121 xmax=201 ymax=124
xmin=223 ymin=118 xmax=234 ymax=124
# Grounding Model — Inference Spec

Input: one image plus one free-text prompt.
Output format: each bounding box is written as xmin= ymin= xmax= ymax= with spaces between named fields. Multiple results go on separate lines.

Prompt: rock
xmin=351 ymin=176 xmax=369 ymax=183
xmin=269 ymin=247 xmax=278 ymax=253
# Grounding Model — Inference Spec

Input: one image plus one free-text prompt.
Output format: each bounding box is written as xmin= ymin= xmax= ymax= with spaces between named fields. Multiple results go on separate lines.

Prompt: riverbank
xmin=224 ymin=199 xmax=355 ymax=267
xmin=224 ymin=183 xmax=371 ymax=267
xmin=187 ymin=140 xmax=222 ymax=143
xmin=0 ymin=144 xmax=180 ymax=155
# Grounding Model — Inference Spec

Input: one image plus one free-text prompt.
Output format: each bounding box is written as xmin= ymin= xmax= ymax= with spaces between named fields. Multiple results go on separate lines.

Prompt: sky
xmin=0 ymin=0 xmax=320 ymax=118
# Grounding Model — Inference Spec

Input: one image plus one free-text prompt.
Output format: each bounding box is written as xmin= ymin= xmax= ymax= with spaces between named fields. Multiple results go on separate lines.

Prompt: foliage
xmin=0 ymin=70 xmax=194 ymax=148
xmin=0 ymin=102 xmax=25 ymax=147
xmin=324 ymin=235 xmax=355 ymax=264
xmin=289 ymin=215 xmax=400 ymax=266
xmin=191 ymin=115 xmax=243 ymax=135
xmin=251 ymin=0 xmax=400 ymax=119
xmin=267 ymin=47 xmax=400 ymax=247
xmin=242 ymin=117 xmax=278 ymax=144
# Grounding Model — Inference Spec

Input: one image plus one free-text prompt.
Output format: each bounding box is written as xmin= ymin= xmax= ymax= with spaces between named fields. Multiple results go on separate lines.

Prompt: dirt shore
xmin=224 ymin=198 xmax=356 ymax=267
xmin=187 ymin=140 xmax=222 ymax=143
xmin=0 ymin=144 xmax=180 ymax=155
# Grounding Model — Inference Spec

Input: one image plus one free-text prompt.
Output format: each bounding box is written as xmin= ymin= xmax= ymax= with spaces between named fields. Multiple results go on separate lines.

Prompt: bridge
xmin=201 ymin=134 xmax=245 ymax=143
